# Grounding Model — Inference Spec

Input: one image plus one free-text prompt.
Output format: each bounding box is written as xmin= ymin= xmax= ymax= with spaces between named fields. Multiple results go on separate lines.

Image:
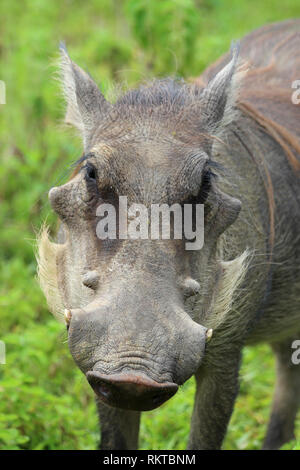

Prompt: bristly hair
xmin=36 ymin=225 xmax=65 ymax=322
xmin=86 ymin=76 xmax=231 ymax=151
xmin=115 ymin=78 xmax=201 ymax=109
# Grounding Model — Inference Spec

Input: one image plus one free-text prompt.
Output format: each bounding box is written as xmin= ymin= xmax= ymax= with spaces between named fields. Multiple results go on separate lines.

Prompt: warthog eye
xmin=84 ymin=162 xmax=97 ymax=182
xmin=197 ymin=168 xmax=212 ymax=204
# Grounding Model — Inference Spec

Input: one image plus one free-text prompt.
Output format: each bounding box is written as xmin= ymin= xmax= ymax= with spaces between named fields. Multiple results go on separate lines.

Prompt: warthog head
xmin=38 ymin=45 xmax=248 ymax=411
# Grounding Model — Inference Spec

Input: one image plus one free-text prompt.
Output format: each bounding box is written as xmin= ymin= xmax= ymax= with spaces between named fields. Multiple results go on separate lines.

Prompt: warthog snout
xmin=67 ymin=297 xmax=209 ymax=410
xmin=86 ymin=371 xmax=178 ymax=411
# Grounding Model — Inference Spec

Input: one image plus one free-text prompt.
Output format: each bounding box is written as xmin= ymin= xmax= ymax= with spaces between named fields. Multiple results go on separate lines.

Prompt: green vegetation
xmin=1 ymin=0 xmax=300 ymax=450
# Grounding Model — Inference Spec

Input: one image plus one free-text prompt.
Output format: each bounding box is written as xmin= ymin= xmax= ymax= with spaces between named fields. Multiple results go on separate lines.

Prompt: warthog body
xmin=38 ymin=20 xmax=300 ymax=449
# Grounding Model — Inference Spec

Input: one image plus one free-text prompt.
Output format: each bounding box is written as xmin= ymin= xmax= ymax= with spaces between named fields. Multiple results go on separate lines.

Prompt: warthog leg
xmin=96 ymin=399 xmax=141 ymax=450
xmin=187 ymin=348 xmax=241 ymax=449
xmin=263 ymin=336 xmax=300 ymax=450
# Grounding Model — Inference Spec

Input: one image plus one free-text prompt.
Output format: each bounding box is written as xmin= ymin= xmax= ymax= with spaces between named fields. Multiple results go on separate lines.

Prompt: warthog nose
xmin=86 ymin=371 xmax=178 ymax=411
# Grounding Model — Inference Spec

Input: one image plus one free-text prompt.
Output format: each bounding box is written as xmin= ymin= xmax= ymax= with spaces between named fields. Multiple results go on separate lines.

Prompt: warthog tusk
xmin=64 ymin=309 xmax=72 ymax=326
xmin=206 ymin=329 xmax=213 ymax=343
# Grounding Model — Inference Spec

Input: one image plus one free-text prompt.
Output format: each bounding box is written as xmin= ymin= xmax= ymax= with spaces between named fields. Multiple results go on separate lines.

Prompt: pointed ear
xmin=200 ymin=43 xmax=244 ymax=132
xmin=59 ymin=43 xmax=111 ymax=148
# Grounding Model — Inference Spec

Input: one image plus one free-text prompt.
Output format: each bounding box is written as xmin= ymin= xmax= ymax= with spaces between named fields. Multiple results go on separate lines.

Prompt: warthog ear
xmin=59 ymin=43 xmax=111 ymax=148
xmin=200 ymin=42 xmax=244 ymax=133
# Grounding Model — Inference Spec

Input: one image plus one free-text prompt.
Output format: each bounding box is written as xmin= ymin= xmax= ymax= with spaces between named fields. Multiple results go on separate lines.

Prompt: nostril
xmin=98 ymin=383 xmax=111 ymax=399
xmin=87 ymin=374 xmax=110 ymax=397
xmin=152 ymin=394 xmax=163 ymax=405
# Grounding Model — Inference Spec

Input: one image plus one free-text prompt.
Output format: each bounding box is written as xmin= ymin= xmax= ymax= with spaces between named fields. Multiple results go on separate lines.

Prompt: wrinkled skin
xmin=39 ymin=20 xmax=300 ymax=449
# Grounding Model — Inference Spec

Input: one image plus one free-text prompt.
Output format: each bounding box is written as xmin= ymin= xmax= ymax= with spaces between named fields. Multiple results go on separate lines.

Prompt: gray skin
xmin=43 ymin=20 xmax=300 ymax=449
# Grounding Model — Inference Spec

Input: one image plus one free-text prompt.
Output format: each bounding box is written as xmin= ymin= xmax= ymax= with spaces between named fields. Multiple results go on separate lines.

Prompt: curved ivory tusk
xmin=206 ymin=328 xmax=213 ymax=343
xmin=64 ymin=309 xmax=72 ymax=326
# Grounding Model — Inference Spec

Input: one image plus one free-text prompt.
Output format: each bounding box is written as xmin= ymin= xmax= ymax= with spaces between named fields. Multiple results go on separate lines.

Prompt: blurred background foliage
xmin=0 ymin=0 xmax=300 ymax=450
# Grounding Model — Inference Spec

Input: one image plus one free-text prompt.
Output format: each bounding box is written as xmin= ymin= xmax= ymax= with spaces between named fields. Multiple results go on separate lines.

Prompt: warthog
xmin=38 ymin=19 xmax=300 ymax=449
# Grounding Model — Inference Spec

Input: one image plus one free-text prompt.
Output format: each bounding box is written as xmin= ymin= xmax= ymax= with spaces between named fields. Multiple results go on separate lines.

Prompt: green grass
xmin=0 ymin=0 xmax=300 ymax=450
